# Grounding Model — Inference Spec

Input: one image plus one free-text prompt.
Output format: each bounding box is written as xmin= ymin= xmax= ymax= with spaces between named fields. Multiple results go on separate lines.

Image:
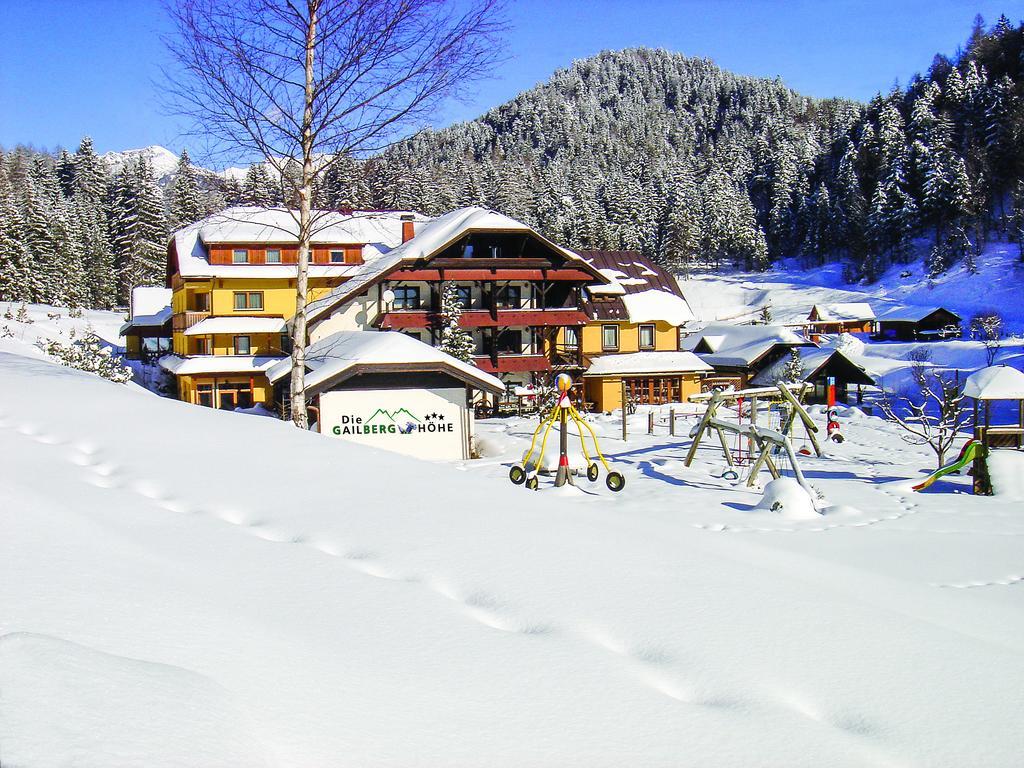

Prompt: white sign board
xmin=320 ymin=387 xmax=469 ymax=460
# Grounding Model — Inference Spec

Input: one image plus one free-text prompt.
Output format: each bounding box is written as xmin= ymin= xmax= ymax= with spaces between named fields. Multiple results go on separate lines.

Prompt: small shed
xmin=751 ymin=349 xmax=875 ymax=404
xmin=120 ymin=286 xmax=172 ymax=360
xmin=582 ymin=351 xmax=712 ymax=412
xmin=964 ymin=365 xmax=1024 ymax=495
xmin=268 ymin=331 xmax=505 ymax=460
xmin=806 ymin=303 xmax=875 ymax=340
xmin=875 ymin=306 xmax=961 ymax=341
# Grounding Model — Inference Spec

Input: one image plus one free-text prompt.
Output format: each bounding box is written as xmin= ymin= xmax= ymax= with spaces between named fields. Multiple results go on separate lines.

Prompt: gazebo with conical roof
xmin=964 ymin=365 xmax=1024 ymax=495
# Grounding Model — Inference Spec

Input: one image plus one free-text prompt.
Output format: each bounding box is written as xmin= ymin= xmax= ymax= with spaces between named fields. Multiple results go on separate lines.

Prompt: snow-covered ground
xmin=680 ymin=239 xmax=1024 ymax=332
xmin=1 ymin=295 xmax=1024 ymax=767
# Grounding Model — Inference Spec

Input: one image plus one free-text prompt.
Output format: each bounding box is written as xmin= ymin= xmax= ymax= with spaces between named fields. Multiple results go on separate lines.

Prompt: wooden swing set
xmin=684 ymin=383 xmax=822 ymax=493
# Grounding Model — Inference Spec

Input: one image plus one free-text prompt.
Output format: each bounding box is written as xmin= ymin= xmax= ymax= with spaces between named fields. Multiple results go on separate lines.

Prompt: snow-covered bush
xmin=40 ymin=330 xmax=133 ymax=384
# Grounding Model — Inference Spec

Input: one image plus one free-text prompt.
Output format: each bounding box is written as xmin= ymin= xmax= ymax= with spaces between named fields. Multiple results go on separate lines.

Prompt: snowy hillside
xmin=681 ymin=240 xmax=1024 ymax=330
xmin=1 ymin=306 xmax=1023 ymax=767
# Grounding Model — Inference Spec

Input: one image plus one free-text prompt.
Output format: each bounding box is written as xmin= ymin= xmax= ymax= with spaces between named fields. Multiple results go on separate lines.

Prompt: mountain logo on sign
xmin=366 ymin=408 xmax=420 ymax=434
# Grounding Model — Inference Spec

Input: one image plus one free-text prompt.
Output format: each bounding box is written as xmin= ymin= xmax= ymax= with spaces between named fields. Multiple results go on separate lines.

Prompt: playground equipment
xmin=912 ymin=439 xmax=984 ymax=492
xmin=685 ymin=383 xmax=821 ymax=499
xmin=510 ymin=373 xmax=626 ymax=492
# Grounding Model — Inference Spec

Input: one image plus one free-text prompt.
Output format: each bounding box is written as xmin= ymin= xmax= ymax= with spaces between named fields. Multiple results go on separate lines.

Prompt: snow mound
xmin=987 ymin=451 xmax=1024 ymax=500
xmin=0 ymin=633 xmax=269 ymax=768
xmin=755 ymin=478 xmax=820 ymax=519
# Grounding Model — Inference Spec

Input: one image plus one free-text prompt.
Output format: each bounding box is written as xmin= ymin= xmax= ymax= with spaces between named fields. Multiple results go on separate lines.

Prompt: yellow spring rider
xmin=509 ymin=373 xmax=625 ymax=492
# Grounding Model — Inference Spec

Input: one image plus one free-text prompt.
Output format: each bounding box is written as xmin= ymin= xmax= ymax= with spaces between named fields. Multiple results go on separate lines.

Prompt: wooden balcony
xmin=172 ymin=310 xmax=211 ymax=333
xmin=378 ymin=309 xmax=589 ymax=330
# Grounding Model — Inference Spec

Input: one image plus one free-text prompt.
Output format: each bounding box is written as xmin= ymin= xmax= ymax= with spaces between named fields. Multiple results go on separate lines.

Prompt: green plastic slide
xmin=912 ymin=440 xmax=983 ymax=492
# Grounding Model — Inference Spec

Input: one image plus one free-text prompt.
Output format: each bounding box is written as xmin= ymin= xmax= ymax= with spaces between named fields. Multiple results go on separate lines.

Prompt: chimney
xmin=401 ymin=214 xmax=415 ymax=243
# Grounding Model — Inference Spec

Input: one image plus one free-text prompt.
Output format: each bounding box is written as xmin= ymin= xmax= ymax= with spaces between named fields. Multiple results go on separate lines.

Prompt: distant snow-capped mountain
xmin=100 ymin=145 xmax=246 ymax=185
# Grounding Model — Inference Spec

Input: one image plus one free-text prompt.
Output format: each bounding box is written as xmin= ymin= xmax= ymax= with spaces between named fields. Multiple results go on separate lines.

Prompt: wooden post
xmin=648 ymin=410 xmax=654 ymax=435
xmin=669 ymin=408 xmax=675 ymax=436
xmin=621 ymin=379 xmax=627 ymax=441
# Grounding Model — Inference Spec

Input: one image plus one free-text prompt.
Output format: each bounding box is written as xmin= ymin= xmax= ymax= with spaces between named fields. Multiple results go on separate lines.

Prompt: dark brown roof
xmin=577 ymin=250 xmax=685 ymax=322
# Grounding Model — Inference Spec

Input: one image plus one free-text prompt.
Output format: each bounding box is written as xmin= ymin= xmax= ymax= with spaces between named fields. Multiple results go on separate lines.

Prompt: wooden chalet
xmin=874 ymin=306 xmax=962 ymax=341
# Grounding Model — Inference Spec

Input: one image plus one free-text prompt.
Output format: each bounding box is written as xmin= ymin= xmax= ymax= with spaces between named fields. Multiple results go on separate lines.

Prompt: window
xmin=392 ymin=285 xmax=421 ymax=310
xmin=197 ymin=383 xmax=214 ymax=408
xmin=234 ymin=335 xmax=251 ymax=355
xmin=232 ymin=249 xmax=249 ymax=264
xmin=563 ymin=327 xmax=579 ymax=349
xmin=266 ymin=249 xmax=281 ymax=264
xmin=233 ymin=291 xmax=263 ymax=311
xmin=495 ymin=285 xmax=522 ymax=309
xmin=194 ymin=337 xmax=209 ymax=355
xmin=455 ymin=286 xmax=472 ymax=309
xmin=494 ymin=329 xmax=523 ymax=354
xmin=329 ymin=250 xmax=346 ymax=263
xmin=602 ymin=324 xmax=619 ymax=351
xmin=403 ymin=331 xmax=423 ymax=342
xmin=279 ymin=334 xmax=292 ymax=354
xmin=190 ymin=292 xmax=209 ymax=311
xmin=639 ymin=324 xmax=656 ymax=349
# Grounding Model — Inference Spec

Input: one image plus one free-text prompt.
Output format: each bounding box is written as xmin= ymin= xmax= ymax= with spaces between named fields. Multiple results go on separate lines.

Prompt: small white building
xmin=267 ymin=331 xmax=505 ymax=461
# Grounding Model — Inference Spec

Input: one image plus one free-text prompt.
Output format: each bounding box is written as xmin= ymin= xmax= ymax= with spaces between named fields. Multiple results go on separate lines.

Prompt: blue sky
xmin=0 ymin=0 xmax=1016 ymax=164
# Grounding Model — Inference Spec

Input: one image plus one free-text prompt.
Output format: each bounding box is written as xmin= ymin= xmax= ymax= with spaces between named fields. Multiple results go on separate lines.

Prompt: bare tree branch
xmin=161 ymin=0 xmax=508 ymax=428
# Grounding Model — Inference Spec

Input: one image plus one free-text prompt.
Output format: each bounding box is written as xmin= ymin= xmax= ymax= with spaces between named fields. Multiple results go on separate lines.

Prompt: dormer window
xmin=232 ymin=249 xmax=249 ymax=264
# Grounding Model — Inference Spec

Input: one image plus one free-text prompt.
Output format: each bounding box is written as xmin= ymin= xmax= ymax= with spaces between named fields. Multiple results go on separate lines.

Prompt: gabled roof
xmin=964 ymin=365 xmax=1024 ymax=400
xmin=682 ymin=322 xmax=813 ymax=369
xmin=266 ymin=330 xmax=505 ymax=395
xmin=584 ymin=351 xmax=712 ymax=377
xmin=305 ymin=207 xmax=605 ymax=324
xmin=808 ymin=302 xmax=875 ymax=322
xmin=876 ymin=305 xmax=962 ymax=323
xmin=750 ymin=348 xmax=875 ymax=387
xmin=170 ymin=207 xmax=424 ymax=280
xmin=579 ymin=251 xmax=693 ymax=325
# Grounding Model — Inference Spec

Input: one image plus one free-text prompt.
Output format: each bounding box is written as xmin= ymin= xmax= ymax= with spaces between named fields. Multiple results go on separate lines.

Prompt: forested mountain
xmin=1 ymin=15 xmax=1022 ymax=309
xmin=364 ymin=14 xmax=1024 ymax=281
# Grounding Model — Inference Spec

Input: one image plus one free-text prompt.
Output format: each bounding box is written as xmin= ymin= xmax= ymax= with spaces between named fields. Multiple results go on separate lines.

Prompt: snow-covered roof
xmin=682 ymin=322 xmax=813 ymax=368
xmin=196 ymin=206 xmax=423 ymax=245
xmin=964 ymin=366 xmax=1024 ymax=400
xmin=809 ymin=303 xmax=875 ymax=322
xmin=120 ymin=286 xmax=172 ymax=334
xmin=172 ymin=207 xmax=423 ymax=280
xmin=266 ymin=331 xmax=505 ymax=395
xmin=579 ymin=251 xmax=692 ymax=324
xmin=584 ymin=351 xmax=712 ymax=377
xmin=876 ymin=305 xmax=961 ymax=323
xmin=750 ymin=348 xmax=874 ymax=387
xmin=159 ymin=355 xmax=284 ymax=375
xmin=621 ymin=290 xmax=694 ymax=325
xmin=306 ymin=207 xmax=602 ymax=323
xmin=183 ymin=317 xmax=287 ymax=336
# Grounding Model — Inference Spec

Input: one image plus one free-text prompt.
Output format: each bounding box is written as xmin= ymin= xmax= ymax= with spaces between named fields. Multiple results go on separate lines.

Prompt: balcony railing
xmin=172 ymin=310 xmax=210 ymax=333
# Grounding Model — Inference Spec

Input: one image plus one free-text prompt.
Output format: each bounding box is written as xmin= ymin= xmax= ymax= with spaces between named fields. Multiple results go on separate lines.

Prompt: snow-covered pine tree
xmin=242 ymin=163 xmax=280 ymax=207
xmin=781 ymin=347 xmax=804 ymax=384
xmin=435 ymin=282 xmax=475 ymax=363
xmin=169 ymin=149 xmax=204 ymax=228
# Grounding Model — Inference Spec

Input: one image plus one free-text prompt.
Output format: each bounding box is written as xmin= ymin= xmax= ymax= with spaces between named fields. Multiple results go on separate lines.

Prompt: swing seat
xmin=721 ymin=468 xmax=740 ymax=481
xmin=797 ymin=446 xmax=813 ymax=456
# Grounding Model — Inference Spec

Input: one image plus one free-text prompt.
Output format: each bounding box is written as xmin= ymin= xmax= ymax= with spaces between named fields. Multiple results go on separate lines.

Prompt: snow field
xmin=1 ymin=294 xmax=1023 ymax=765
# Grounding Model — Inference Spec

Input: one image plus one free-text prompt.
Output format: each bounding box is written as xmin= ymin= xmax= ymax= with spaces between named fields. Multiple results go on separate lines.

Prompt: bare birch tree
xmin=878 ymin=354 xmax=972 ymax=469
xmin=163 ymin=0 xmax=507 ymax=427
